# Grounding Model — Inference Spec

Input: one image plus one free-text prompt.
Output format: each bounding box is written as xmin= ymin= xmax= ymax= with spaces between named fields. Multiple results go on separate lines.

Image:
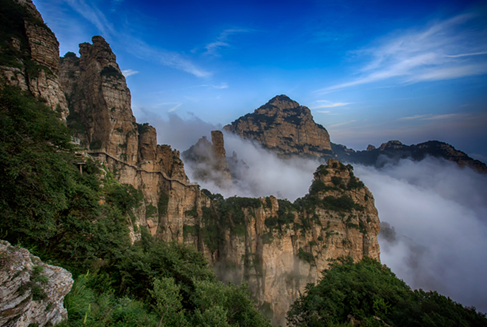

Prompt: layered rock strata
xmin=0 ymin=0 xmax=69 ymax=119
xmin=59 ymin=37 xmax=197 ymax=239
xmin=60 ymin=36 xmax=139 ymax=165
xmin=182 ymin=158 xmax=380 ymax=325
xmin=0 ymin=240 xmax=73 ymax=327
xmin=224 ymin=95 xmax=332 ymax=157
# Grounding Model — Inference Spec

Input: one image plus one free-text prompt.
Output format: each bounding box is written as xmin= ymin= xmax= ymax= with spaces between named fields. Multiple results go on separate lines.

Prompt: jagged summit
xmin=264 ymin=94 xmax=300 ymax=110
xmin=332 ymin=140 xmax=487 ymax=174
xmin=224 ymin=95 xmax=332 ymax=157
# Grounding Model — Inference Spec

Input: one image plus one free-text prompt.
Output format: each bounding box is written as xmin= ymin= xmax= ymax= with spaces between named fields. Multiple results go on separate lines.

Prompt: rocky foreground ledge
xmin=0 ymin=240 xmax=73 ymax=327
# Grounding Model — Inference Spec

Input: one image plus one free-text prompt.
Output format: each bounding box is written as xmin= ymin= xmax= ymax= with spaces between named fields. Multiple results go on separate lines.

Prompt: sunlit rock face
xmin=59 ymin=36 xmax=197 ymax=241
xmin=224 ymin=95 xmax=332 ymax=158
xmin=187 ymin=158 xmax=381 ymax=326
xmin=60 ymin=36 xmax=139 ymax=165
xmin=0 ymin=0 xmax=69 ymax=119
xmin=0 ymin=240 xmax=73 ymax=327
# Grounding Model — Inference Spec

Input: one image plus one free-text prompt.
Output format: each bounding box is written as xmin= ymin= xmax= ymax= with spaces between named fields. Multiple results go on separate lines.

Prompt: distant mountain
xmin=223 ymin=96 xmax=486 ymax=173
xmin=224 ymin=95 xmax=332 ymax=158
xmin=332 ymin=140 xmax=487 ymax=174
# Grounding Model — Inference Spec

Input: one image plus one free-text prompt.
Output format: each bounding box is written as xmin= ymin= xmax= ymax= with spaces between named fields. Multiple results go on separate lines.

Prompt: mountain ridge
xmin=222 ymin=95 xmax=486 ymax=173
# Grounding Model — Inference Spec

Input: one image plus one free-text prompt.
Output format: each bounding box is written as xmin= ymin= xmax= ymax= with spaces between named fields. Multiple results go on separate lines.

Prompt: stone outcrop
xmin=58 ymin=37 xmax=199 ymax=241
xmin=0 ymin=240 xmax=73 ymax=327
xmin=181 ymin=158 xmax=380 ymax=325
xmin=0 ymin=0 xmax=69 ymax=119
xmin=224 ymin=95 xmax=332 ymax=158
xmin=60 ymin=36 xmax=139 ymax=165
xmin=332 ymin=140 xmax=487 ymax=174
xmin=182 ymin=131 xmax=233 ymax=189
xmin=2 ymin=2 xmax=381 ymax=325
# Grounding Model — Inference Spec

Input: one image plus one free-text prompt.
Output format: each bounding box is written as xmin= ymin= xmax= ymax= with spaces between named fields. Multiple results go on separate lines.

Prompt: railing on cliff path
xmin=86 ymin=150 xmax=199 ymax=188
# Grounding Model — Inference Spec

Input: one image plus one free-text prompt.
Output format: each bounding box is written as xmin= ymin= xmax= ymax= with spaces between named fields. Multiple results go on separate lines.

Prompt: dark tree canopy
xmin=287 ymin=257 xmax=487 ymax=327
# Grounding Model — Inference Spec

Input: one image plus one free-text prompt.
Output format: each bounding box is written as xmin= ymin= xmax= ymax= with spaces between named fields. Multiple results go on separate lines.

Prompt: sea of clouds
xmin=145 ymin=112 xmax=487 ymax=313
xmin=355 ymin=157 xmax=487 ymax=313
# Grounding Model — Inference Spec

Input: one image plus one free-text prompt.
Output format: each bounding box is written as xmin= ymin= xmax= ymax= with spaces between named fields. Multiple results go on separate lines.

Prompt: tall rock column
xmin=61 ymin=36 xmax=138 ymax=165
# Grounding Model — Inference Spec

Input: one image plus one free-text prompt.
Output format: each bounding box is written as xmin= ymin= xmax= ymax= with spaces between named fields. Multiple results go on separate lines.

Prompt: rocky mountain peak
xmin=182 ymin=131 xmax=233 ymax=189
xmin=224 ymin=95 xmax=331 ymax=157
xmin=378 ymin=140 xmax=404 ymax=151
xmin=79 ymin=35 xmax=117 ymax=66
xmin=265 ymin=94 xmax=300 ymax=110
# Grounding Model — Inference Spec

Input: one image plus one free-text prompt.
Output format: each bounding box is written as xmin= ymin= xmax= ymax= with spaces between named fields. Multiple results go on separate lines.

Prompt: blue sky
xmin=35 ymin=0 xmax=487 ymax=159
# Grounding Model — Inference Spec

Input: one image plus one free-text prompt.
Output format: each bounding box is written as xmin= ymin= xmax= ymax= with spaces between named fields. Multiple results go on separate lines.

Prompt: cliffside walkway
xmin=86 ymin=150 xmax=199 ymax=188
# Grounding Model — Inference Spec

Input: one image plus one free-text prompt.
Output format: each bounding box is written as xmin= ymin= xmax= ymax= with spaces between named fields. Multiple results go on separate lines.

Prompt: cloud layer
xmin=354 ymin=157 xmax=487 ymax=313
xmin=137 ymin=106 xmax=487 ymax=315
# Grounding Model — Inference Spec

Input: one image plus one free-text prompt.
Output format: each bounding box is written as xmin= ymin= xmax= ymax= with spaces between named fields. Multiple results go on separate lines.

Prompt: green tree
xmin=150 ymin=278 xmax=189 ymax=327
xmin=287 ymin=257 xmax=487 ymax=327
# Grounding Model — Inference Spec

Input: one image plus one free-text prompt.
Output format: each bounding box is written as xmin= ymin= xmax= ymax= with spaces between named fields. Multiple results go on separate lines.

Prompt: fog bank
xmin=184 ymin=131 xmax=320 ymax=201
xmin=142 ymin=113 xmax=487 ymax=312
xmin=354 ymin=157 xmax=487 ymax=313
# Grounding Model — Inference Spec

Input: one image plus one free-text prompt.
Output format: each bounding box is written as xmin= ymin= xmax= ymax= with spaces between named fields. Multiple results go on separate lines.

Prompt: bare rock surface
xmin=0 ymin=0 xmax=69 ymax=119
xmin=0 ymin=240 xmax=73 ymax=327
xmin=224 ymin=95 xmax=332 ymax=157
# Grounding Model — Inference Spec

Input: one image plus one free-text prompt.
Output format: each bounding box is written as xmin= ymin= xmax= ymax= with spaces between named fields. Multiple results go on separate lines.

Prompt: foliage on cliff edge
xmin=287 ymin=257 xmax=487 ymax=327
xmin=0 ymin=86 xmax=271 ymax=327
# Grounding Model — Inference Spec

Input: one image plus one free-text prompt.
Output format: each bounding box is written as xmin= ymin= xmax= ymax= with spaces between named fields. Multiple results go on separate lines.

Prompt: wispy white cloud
xmin=312 ymin=102 xmax=351 ymax=109
xmin=410 ymin=64 xmax=487 ymax=82
xmin=168 ymin=103 xmax=182 ymax=112
xmin=399 ymin=113 xmax=463 ymax=121
xmin=122 ymin=69 xmax=139 ymax=77
xmin=123 ymin=38 xmax=212 ymax=78
xmin=317 ymin=11 xmax=487 ymax=93
xmin=423 ymin=113 xmax=462 ymax=120
xmin=399 ymin=114 xmax=431 ymax=121
xmin=212 ymin=83 xmax=228 ymax=89
xmin=65 ymin=0 xmax=116 ymax=38
xmin=204 ymin=28 xmax=254 ymax=57
xmin=446 ymin=51 xmax=487 ymax=58
xmin=65 ymin=0 xmax=211 ymax=78
xmin=328 ymin=120 xmax=356 ymax=128
xmin=317 ymin=110 xmax=331 ymax=114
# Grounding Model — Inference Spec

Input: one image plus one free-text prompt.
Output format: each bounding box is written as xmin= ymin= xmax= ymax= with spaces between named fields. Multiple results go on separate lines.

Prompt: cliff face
xmin=0 ymin=0 xmax=69 ymax=119
xmin=182 ymin=158 xmax=381 ymax=325
xmin=0 ymin=240 xmax=73 ymax=327
xmin=224 ymin=95 xmax=332 ymax=157
xmin=60 ymin=36 xmax=139 ymax=165
xmin=58 ymin=37 xmax=205 ymax=243
xmin=332 ymin=140 xmax=487 ymax=174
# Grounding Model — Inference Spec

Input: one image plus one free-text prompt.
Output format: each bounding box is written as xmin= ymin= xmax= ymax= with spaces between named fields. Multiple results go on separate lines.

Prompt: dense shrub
xmin=297 ymin=248 xmax=314 ymax=264
xmin=287 ymin=257 xmax=487 ymax=327
xmin=323 ymin=195 xmax=362 ymax=212
xmin=309 ymin=179 xmax=327 ymax=195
